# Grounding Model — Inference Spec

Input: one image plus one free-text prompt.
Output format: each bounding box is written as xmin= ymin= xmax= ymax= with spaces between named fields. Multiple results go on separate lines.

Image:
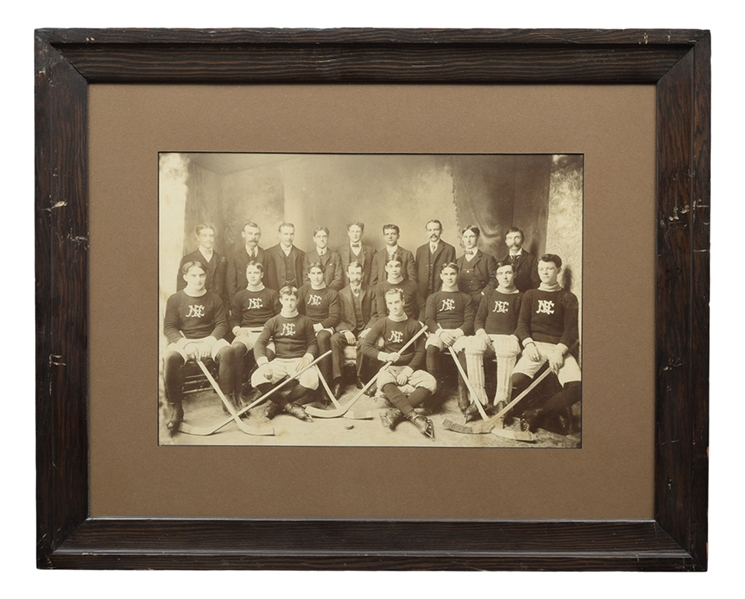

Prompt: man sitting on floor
xmin=362 ymin=288 xmax=437 ymax=438
xmin=251 ymin=285 xmax=319 ymax=423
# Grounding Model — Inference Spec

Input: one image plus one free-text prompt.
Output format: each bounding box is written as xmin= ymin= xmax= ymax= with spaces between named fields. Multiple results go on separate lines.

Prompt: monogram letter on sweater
xmin=281 ymin=323 xmax=296 ymax=336
xmin=493 ymin=300 xmax=509 ymax=313
xmin=186 ymin=304 xmax=205 ymax=318
xmin=388 ymin=330 xmax=403 ymax=343
xmin=247 ymin=298 xmax=263 ymax=309
xmin=440 ymin=298 xmax=456 ymax=311
xmin=308 ymin=294 xmax=323 ymax=306
xmin=536 ymin=300 xmax=555 ymax=315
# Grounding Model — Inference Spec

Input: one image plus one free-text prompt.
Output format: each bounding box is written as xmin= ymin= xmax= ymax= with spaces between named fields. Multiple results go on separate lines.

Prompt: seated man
xmin=329 ymin=260 xmax=375 ymax=397
xmin=373 ymin=253 xmax=422 ymax=322
xmin=423 ymin=262 xmax=475 ymax=415
xmin=163 ymin=261 xmax=234 ymax=435
xmin=228 ymin=261 xmax=281 ymax=400
xmin=464 ymin=260 xmax=523 ymax=416
xmin=298 ymin=261 xmax=341 ymax=399
xmin=504 ymin=254 xmax=581 ymax=433
xmin=302 ymin=226 xmax=344 ymax=291
xmin=362 ymin=288 xmax=437 ymax=438
xmin=251 ymin=286 xmax=319 ymax=423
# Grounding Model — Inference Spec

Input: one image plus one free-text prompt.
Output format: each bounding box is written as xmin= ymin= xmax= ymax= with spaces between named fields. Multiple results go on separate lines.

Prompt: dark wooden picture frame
xmin=35 ymin=28 xmax=710 ymax=570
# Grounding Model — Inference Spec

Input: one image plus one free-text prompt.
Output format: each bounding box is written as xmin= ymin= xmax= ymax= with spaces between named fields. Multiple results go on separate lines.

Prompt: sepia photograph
xmin=159 ymin=152 xmax=583 ymax=447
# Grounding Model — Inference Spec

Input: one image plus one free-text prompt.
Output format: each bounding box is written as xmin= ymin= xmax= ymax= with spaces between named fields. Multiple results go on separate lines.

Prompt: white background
xmin=1 ymin=1 xmax=739 ymax=596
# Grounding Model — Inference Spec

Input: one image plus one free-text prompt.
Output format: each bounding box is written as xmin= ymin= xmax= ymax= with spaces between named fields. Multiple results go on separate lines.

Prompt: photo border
xmin=35 ymin=28 xmax=709 ymax=570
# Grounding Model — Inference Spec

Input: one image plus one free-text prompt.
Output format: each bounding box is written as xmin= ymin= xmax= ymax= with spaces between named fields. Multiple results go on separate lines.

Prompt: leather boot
xmin=166 ymin=404 xmax=184 ymax=437
xmin=285 ymin=402 xmax=313 ymax=422
xmin=259 ymin=400 xmax=282 ymax=422
xmin=457 ymin=378 xmax=470 ymax=413
xmin=380 ymin=407 xmax=405 ymax=430
xmin=407 ymin=412 xmax=435 ymax=438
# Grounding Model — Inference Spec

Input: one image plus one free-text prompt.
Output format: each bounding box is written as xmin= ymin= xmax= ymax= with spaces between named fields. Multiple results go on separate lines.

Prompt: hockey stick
xmin=312 ymin=364 xmax=373 ymax=420
xmin=305 ymin=324 xmax=428 ymax=419
xmin=443 ymin=340 xmax=578 ymax=435
xmin=193 ymin=358 xmax=275 ymax=436
xmin=180 ymin=350 xmax=331 ymax=436
xmin=444 ymin=342 xmax=489 ymax=422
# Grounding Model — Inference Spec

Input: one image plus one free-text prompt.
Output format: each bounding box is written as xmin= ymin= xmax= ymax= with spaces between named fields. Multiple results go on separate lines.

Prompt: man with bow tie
xmin=500 ymin=226 xmax=540 ymax=293
xmin=339 ymin=221 xmax=374 ymax=288
xmin=226 ymin=221 xmax=267 ymax=305
xmin=415 ymin=219 xmax=456 ymax=316
xmin=302 ymin=226 xmax=344 ymax=291
xmin=455 ymin=225 xmax=497 ymax=304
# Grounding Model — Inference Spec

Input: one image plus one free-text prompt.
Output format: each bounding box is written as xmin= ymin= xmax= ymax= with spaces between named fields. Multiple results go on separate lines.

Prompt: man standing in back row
xmin=370 ymin=224 xmax=417 ymax=287
xmin=339 ymin=221 xmax=374 ymax=288
xmin=264 ymin=222 xmax=305 ymax=292
xmin=415 ymin=219 xmax=456 ymax=311
xmin=176 ymin=224 xmax=227 ymax=303
xmin=226 ymin=221 xmax=266 ymax=305
xmin=500 ymin=226 xmax=540 ymax=293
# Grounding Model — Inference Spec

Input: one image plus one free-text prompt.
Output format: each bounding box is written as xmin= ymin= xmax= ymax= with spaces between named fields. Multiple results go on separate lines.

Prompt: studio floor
xmin=160 ymin=379 xmax=581 ymax=449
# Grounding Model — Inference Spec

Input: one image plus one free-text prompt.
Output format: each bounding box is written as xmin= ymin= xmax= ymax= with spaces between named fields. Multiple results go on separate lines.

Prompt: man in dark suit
xmin=370 ymin=223 xmax=417 ymax=287
xmin=302 ymin=226 xmax=344 ymax=290
xmin=414 ymin=219 xmax=456 ymax=314
xmin=455 ymin=225 xmax=497 ymax=304
xmin=329 ymin=260 xmax=376 ymax=397
xmin=500 ymin=226 xmax=540 ymax=293
xmin=225 ymin=221 xmax=266 ymax=305
xmin=176 ymin=224 xmax=227 ymax=303
xmin=264 ymin=222 xmax=305 ymax=291
xmin=338 ymin=221 xmax=374 ymax=287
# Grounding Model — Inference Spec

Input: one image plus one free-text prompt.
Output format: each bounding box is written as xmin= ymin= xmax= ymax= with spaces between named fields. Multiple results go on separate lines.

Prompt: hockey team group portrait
xmin=158 ymin=152 xmax=583 ymax=448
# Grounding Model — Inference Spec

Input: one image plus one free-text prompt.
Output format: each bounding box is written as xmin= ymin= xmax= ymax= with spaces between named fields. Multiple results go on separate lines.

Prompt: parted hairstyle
xmin=194 ymin=224 xmax=215 ymax=236
xmin=278 ymin=222 xmax=295 ymax=232
xmin=495 ymin=259 xmax=515 ymax=271
xmin=461 ymin=225 xmax=480 ymax=237
xmin=278 ymin=285 xmax=299 ymax=298
xmin=241 ymin=221 xmax=260 ymax=232
xmin=347 ymin=221 xmax=365 ymax=232
xmin=245 ymin=260 xmax=264 ymax=273
xmin=426 ymin=219 xmax=443 ymax=230
xmin=507 ymin=225 xmax=524 ymax=237
xmin=439 ymin=261 xmax=460 ymax=274
xmin=538 ymin=253 xmax=563 ymax=269
xmin=181 ymin=260 xmax=206 ymax=275
xmin=307 ymin=260 xmax=324 ymax=273
xmin=313 ymin=226 xmax=329 ymax=236
xmin=385 ymin=252 xmax=404 ymax=265
xmin=384 ymin=287 xmax=405 ymax=303
xmin=382 ymin=224 xmax=400 ymax=234
xmin=346 ymin=260 xmax=363 ymax=272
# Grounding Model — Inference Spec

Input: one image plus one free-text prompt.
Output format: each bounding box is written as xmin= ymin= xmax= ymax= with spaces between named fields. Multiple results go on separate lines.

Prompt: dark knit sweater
xmin=298 ymin=285 xmax=341 ymax=329
xmin=229 ymin=287 xmax=281 ymax=329
xmin=254 ymin=313 xmax=318 ymax=361
xmin=516 ymin=288 xmax=579 ymax=347
xmin=424 ymin=289 xmax=475 ymax=334
xmin=163 ymin=290 xmax=227 ymax=343
xmin=362 ymin=317 xmax=425 ymax=370
xmin=475 ymin=289 xmax=522 ymax=335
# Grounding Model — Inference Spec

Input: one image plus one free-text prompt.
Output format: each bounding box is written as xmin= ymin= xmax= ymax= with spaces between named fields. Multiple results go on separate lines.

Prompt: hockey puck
xmin=344 ymin=423 xmax=354 ymax=430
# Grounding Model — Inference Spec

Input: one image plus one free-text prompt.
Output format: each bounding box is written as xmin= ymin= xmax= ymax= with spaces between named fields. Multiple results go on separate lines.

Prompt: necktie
xmin=351 ymin=243 xmax=360 ymax=249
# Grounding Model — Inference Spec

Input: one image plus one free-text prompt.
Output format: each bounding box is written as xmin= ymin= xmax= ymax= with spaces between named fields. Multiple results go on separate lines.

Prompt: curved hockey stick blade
xmin=491 ymin=428 xmax=536 ymax=443
xmin=307 ymin=325 xmax=428 ymax=419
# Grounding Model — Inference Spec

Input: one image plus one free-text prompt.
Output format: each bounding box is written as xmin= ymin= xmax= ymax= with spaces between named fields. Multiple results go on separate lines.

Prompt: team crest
xmin=536 ymin=300 xmax=555 ymax=315
xmin=308 ymin=294 xmax=322 ymax=306
xmin=494 ymin=300 xmax=509 ymax=313
xmin=440 ymin=298 xmax=456 ymax=311
xmin=281 ymin=323 xmax=296 ymax=336
xmin=388 ymin=330 xmax=404 ymax=343
xmin=247 ymin=298 xmax=263 ymax=309
xmin=186 ymin=304 xmax=205 ymax=318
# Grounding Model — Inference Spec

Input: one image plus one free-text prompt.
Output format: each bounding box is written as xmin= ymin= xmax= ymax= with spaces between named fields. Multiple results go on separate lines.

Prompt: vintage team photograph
xmin=158 ymin=153 xmax=583 ymax=447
